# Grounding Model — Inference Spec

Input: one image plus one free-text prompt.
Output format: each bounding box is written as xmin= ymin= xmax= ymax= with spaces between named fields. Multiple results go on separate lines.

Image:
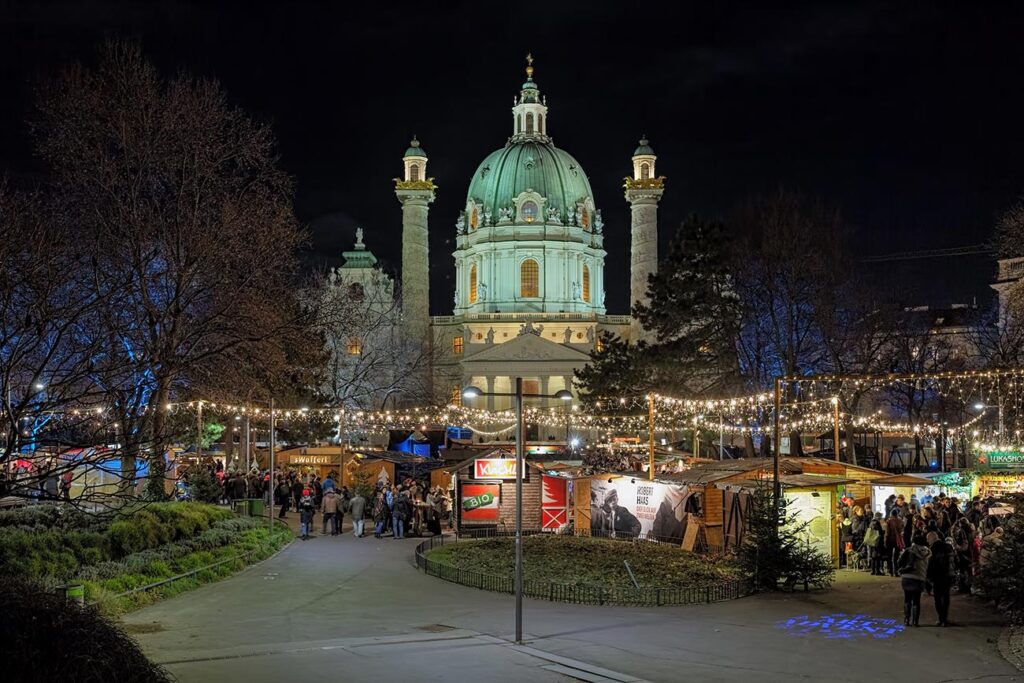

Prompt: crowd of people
xmin=836 ymin=492 xmax=1007 ymax=627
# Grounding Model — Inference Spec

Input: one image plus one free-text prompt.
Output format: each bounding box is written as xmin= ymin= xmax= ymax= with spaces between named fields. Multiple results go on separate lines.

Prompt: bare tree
xmin=31 ymin=42 xmax=307 ymax=496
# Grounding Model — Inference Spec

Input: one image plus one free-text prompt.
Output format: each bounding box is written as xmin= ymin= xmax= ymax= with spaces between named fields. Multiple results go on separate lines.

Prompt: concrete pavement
xmin=123 ymin=513 xmax=1018 ymax=683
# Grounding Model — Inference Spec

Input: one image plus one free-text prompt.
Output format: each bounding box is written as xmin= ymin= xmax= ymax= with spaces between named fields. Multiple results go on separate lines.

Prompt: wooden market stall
xmin=867 ymin=473 xmax=939 ymax=514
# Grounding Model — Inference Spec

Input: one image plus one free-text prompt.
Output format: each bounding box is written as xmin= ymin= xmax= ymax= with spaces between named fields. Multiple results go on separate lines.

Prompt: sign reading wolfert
xmin=474 ymin=458 xmax=518 ymax=479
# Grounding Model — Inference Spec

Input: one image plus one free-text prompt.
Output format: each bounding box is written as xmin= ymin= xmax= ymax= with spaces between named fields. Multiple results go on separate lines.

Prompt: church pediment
xmin=463 ymin=329 xmax=592 ymax=364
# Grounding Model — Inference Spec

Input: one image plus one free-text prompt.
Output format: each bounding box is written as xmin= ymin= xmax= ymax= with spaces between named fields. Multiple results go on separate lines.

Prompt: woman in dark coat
xmin=866 ymin=514 xmax=887 ymax=575
xmin=885 ymin=509 xmax=905 ymax=576
xmin=927 ymin=531 xmax=955 ymax=626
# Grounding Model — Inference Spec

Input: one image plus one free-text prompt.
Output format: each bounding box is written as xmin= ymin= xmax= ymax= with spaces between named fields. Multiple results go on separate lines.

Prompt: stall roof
xmin=352 ymin=450 xmax=445 ymax=466
xmin=868 ymin=473 xmax=935 ymax=486
xmin=716 ymin=474 xmax=859 ymax=490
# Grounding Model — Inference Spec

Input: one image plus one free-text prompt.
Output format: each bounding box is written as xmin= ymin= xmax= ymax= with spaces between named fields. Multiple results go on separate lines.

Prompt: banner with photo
xmin=590 ymin=478 xmax=696 ymax=543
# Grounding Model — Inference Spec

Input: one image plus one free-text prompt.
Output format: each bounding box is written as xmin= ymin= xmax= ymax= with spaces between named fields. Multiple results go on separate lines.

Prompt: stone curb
xmin=998 ymin=624 xmax=1024 ymax=671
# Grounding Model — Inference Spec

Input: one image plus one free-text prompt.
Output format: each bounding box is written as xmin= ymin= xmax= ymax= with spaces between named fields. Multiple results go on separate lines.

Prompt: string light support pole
xmin=832 ymin=397 xmax=840 ymax=463
xmin=648 ymin=394 xmax=655 ymax=481
xmin=268 ymin=398 xmax=275 ymax=533
xmin=773 ymin=377 xmax=782 ymax=520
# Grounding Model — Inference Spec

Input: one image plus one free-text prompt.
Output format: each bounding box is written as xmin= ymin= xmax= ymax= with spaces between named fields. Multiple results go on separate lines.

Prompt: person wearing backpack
xmin=298 ymin=487 xmax=316 ymax=540
xmin=864 ymin=514 xmax=886 ymax=575
xmin=927 ymin=531 xmax=955 ymax=626
xmin=898 ymin=533 xmax=932 ymax=627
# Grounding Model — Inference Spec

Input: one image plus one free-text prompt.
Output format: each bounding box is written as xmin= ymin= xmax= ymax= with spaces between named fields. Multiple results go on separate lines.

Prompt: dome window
xmin=582 ymin=265 xmax=591 ymax=303
xmin=580 ymin=208 xmax=590 ymax=231
xmin=640 ymin=162 xmax=650 ymax=180
xmin=520 ymin=201 xmax=539 ymax=224
xmin=526 ymin=112 xmax=534 ymax=134
xmin=520 ymin=259 xmax=539 ymax=298
xmin=470 ymin=207 xmax=478 ymax=231
xmin=410 ymin=163 xmax=420 ymax=182
xmin=469 ymin=264 xmax=478 ymax=303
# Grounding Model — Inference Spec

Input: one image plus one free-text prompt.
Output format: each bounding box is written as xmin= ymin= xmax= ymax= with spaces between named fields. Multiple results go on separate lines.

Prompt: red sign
xmin=474 ymin=458 xmax=517 ymax=480
xmin=541 ymin=475 xmax=568 ymax=531
xmin=461 ymin=483 xmax=500 ymax=522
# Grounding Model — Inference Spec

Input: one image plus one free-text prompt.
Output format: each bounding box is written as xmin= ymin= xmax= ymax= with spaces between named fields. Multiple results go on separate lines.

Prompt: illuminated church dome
xmin=453 ymin=56 xmax=606 ymax=316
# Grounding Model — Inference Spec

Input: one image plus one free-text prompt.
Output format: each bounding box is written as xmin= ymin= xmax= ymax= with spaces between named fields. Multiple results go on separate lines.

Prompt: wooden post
xmin=648 ymin=395 xmax=655 ymax=481
xmin=832 ymin=397 xmax=841 ymax=463
xmin=773 ymin=378 xmax=782 ymax=517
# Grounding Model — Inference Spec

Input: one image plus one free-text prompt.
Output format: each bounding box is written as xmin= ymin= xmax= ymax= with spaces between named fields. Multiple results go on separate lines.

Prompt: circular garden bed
xmin=418 ymin=535 xmax=749 ymax=606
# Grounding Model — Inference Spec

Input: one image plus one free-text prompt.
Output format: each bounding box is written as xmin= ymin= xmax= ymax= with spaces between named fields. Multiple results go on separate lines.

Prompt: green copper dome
xmin=633 ymin=136 xmax=654 ymax=156
xmin=404 ymin=136 xmax=426 ymax=158
xmin=466 ymin=141 xmax=594 ymax=215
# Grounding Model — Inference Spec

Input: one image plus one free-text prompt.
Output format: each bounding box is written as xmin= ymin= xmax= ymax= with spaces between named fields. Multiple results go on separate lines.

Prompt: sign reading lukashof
xmin=985 ymin=451 xmax=1024 ymax=470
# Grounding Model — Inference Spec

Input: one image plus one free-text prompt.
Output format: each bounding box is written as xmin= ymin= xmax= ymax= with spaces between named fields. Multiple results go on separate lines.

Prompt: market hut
xmin=447 ymin=450 xmax=561 ymax=533
xmin=868 ymin=473 xmax=938 ymax=514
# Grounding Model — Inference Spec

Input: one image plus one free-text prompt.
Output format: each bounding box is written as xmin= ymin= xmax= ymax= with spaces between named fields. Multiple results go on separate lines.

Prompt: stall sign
xmin=982 ymin=451 xmax=1024 ymax=470
xmin=461 ymin=483 xmax=500 ymax=522
xmin=291 ymin=455 xmax=333 ymax=465
xmin=474 ymin=458 xmax=517 ymax=479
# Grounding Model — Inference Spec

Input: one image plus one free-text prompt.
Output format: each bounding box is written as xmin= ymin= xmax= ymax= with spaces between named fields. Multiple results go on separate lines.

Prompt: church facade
xmin=344 ymin=58 xmax=666 ymax=410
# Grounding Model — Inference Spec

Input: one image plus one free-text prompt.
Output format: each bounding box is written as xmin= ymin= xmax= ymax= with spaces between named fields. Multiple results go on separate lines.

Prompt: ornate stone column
xmin=624 ymin=137 xmax=665 ymax=342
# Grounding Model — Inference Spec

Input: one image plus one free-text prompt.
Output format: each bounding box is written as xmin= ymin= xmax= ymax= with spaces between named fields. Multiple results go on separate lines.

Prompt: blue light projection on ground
xmin=776 ymin=613 xmax=904 ymax=640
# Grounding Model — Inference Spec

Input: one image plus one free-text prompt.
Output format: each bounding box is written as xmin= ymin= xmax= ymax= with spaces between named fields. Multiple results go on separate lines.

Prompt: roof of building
xmin=404 ymin=136 xmax=426 ymax=158
xmin=868 ymin=473 xmax=935 ymax=486
xmin=633 ymin=136 xmax=655 ymax=156
xmin=466 ymin=140 xmax=594 ymax=218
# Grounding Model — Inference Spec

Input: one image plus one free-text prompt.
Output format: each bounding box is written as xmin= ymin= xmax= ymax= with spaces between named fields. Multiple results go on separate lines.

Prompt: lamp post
xmin=462 ymin=381 xmax=572 ymax=645
xmin=974 ymin=402 xmax=1004 ymax=448
xmin=831 ymin=397 xmax=841 ymax=463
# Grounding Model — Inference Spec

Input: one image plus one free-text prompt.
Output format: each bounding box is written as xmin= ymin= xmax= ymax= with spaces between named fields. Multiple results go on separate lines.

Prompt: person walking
xmin=291 ymin=476 xmax=304 ymax=512
xmin=898 ymin=533 xmax=932 ymax=627
xmin=372 ymin=491 xmax=389 ymax=539
xmin=865 ymin=513 xmax=886 ymax=575
xmin=349 ymin=490 xmax=366 ymax=537
xmin=298 ymin=487 xmax=316 ymax=540
xmin=927 ymin=531 xmax=955 ymax=626
xmin=953 ymin=517 xmax=975 ymax=594
xmin=885 ymin=509 xmax=905 ymax=576
xmin=321 ymin=489 xmax=339 ymax=536
xmin=276 ymin=477 xmax=291 ymax=518
xmin=392 ymin=485 xmax=409 ymax=539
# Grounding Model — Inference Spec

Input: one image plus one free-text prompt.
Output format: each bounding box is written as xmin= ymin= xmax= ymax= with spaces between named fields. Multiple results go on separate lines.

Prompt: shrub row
xmin=0 ymin=502 xmax=235 ymax=580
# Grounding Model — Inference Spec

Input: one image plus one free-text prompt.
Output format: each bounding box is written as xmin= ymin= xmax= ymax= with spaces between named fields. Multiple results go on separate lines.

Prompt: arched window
xmin=582 ymin=265 xmax=591 ymax=303
xmin=539 ymin=114 xmax=544 ymax=134
xmin=640 ymin=162 xmax=650 ymax=180
xmin=470 ymin=207 xmax=478 ymax=231
xmin=347 ymin=337 xmax=362 ymax=355
xmin=580 ymin=208 xmax=590 ymax=231
xmin=517 ymin=114 xmax=522 ymax=134
xmin=520 ymin=258 xmax=539 ymax=298
xmin=348 ymin=282 xmax=365 ymax=301
xmin=526 ymin=112 xmax=534 ymax=134
xmin=469 ymin=264 xmax=478 ymax=303
xmin=410 ymin=163 xmax=420 ymax=181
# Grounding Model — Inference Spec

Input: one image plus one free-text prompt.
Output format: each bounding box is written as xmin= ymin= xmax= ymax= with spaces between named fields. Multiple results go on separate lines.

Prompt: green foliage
xmin=576 ymin=216 xmax=742 ymax=400
xmin=0 ymin=577 xmax=173 ymax=682
xmin=188 ymin=467 xmax=222 ymax=503
xmin=736 ymin=485 xmax=835 ymax=591
xmin=349 ymin=468 xmax=374 ymax=502
xmin=0 ymin=502 xmax=233 ymax=580
xmin=977 ymin=493 xmax=1024 ymax=620
xmin=426 ymin=536 xmax=738 ymax=589
xmin=202 ymin=421 xmax=226 ymax=449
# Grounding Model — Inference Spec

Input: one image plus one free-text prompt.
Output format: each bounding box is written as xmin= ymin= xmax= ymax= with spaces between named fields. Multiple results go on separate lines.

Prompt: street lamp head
xmin=34 ymin=383 xmax=45 ymax=390
xmin=554 ymin=390 xmax=573 ymax=401
xmin=974 ymin=403 xmax=985 ymax=410
xmin=462 ymin=385 xmax=483 ymax=399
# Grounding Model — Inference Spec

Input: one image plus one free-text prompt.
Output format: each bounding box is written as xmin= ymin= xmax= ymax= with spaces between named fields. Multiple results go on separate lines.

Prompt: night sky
xmin=2 ymin=1 xmax=1023 ymax=313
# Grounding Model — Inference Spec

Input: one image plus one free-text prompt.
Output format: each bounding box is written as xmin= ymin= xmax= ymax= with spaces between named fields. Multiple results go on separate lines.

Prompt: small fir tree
xmin=976 ymin=493 xmax=1024 ymax=619
xmin=736 ymin=483 xmax=835 ymax=591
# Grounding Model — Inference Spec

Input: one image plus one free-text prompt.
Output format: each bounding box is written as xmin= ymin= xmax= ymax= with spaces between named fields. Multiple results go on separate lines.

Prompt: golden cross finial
xmin=525 ymin=53 xmax=534 ymax=78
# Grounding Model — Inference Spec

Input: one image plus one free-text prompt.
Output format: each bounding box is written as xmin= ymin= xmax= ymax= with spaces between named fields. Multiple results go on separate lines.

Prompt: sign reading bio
xmin=984 ymin=451 xmax=1024 ymax=470
xmin=474 ymin=458 xmax=517 ymax=480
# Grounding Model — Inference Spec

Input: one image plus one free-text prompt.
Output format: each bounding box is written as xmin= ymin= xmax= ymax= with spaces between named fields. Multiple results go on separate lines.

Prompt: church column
xmin=624 ymin=137 xmax=665 ymax=341
xmin=395 ymin=137 xmax=437 ymax=347
xmin=485 ymin=375 xmax=496 ymax=411
xmin=540 ymin=376 xmax=550 ymax=408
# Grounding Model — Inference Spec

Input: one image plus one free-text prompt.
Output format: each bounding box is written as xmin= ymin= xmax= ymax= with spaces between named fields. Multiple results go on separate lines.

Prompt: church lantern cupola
xmin=403 ymin=136 xmax=428 ymax=182
xmin=631 ymin=136 xmax=657 ymax=181
xmin=511 ymin=54 xmax=550 ymax=141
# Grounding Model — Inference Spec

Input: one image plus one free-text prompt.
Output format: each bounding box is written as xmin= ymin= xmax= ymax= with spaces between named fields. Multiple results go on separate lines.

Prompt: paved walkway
xmin=124 ymin=513 xmax=1018 ymax=683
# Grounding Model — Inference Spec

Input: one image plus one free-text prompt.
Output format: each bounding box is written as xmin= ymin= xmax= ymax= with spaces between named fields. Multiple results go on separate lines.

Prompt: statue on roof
xmin=355 ymin=227 xmax=364 ymax=248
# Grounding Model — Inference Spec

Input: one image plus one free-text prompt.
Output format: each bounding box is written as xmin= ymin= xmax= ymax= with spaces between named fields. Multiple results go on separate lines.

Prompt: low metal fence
xmin=413 ymin=532 xmax=752 ymax=607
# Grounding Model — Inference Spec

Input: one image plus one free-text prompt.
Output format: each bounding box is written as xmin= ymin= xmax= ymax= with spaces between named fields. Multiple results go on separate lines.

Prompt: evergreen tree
xmin=736 ymin=484 xmax=835 ymax=591
xmin=575 ymin=215 xmax=741 ymax=400
xmin=976 ymin=493 xmax=1024 ymax=617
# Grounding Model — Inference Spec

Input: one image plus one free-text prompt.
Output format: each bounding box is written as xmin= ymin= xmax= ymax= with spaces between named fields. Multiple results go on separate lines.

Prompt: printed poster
xmin=590 ymin=479 xmax=694 ymax=542
xmin=461 ymin=483 xmax=500 ymax=522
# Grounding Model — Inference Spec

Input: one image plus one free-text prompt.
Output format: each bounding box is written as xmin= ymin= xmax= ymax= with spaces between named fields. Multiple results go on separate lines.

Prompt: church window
xmin=582 ymin=265 xmax=591 ymax=303
xmin=520 ymin=258 xmax=539 ymax=297
xmin=517 ymin=114 xmax=522 ymax=134
xmin=348 ymin=282 xmax=365 ymax=301
xmin=580 ymin=208 xmax=590 ymax=230
xmin=410 ymin=163 xmax=420 ymax=181
xmin=469 ymin=264 xmax=478 ymax=303
xmin=539 ymin=114 xmax=544 ymax=134
xmin=470 ymin=207 xmax=478 ymax=231
xmin=526 ymin=112 xmax=534 ymax=134
xmin=347 ymin=337 xmax=362 ymax=355
xmin=640 ymin=162 xmax=650 ymax=180
xmin=520 ymin=201 xmax=539 ymax=223
xmin=596 ymin=336 xmax=605 ymax=353
xmin=453 ymin=336 xmax=464 ymax=355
